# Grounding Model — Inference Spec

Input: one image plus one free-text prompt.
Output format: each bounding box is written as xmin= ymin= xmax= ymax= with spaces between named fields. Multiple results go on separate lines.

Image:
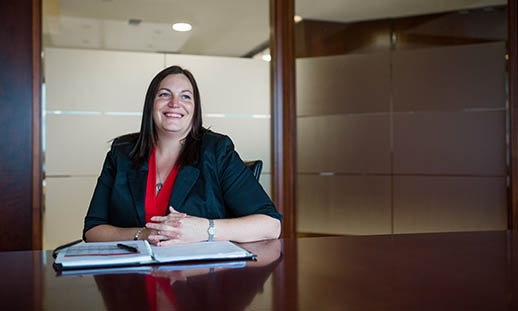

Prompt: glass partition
xmin=294 ymin=0 xmax=508 ymax=235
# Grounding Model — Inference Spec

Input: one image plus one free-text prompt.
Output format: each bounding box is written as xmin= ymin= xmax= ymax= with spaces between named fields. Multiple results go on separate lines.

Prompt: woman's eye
xmin=182 ymin=94 xmax=191 ymax=100
xmin=158 ymin=92 xmax=170 ymax=98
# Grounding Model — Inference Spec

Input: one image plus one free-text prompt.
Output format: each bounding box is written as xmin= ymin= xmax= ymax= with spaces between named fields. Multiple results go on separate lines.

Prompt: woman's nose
xmin=167 ymin=96 xmax=179 ymax=107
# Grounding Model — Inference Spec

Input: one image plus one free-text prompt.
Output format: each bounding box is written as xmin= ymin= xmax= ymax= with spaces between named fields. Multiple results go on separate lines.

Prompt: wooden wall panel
xmin=270 ymin=0 xmax=296 ymax=237
xmin=509 ymin=0 xmax=518 ymax=229
xmin=295 ymin=19 xmax=391 ymax=58
xmin=395 ymin=7 xmax=507 ymax=50
xmin=0 ymin=0 xmax=41 ymax=251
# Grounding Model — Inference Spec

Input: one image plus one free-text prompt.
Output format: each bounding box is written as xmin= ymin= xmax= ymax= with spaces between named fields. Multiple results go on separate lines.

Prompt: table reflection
xmin=93 ymin=239 xmax=281 ymax=311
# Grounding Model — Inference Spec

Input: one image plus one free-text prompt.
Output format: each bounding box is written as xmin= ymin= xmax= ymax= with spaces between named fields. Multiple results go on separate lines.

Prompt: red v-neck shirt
xmin=144 ymin=147 xmax=180 ymax=223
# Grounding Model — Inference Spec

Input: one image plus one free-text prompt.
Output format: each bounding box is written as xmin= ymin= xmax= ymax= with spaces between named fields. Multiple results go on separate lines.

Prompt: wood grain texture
xmin=0 ymin=232 xmax=515 ymax=310
xmin=270 ymin=0 xmax=296 ymax=238
xmin=0 ymin=0 xmax=40 ymax=251
xmin=32 ymin=0 xmax=42 ymax=250
xmin=295 ymin=7 xmax=506 ymax=58
xmin=509 ymin=0 xmax=518 ymax=229
xmin=295 ymin=19 xmax=391 ymax=57
xmin=0 ymin=1 xmax=33 ymax=250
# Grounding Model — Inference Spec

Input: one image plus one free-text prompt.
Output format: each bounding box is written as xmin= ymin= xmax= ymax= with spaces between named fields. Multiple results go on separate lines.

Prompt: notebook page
xmin=151 ymin=240 xmax=253 ymax=263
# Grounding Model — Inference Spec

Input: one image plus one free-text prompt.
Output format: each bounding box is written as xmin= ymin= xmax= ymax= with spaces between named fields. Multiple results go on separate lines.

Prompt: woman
xmin=83 ymin=65 xmax=282 ymax=245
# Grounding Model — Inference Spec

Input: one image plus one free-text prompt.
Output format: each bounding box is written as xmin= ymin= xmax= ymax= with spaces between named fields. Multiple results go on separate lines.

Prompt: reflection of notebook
xmin=58 ymin=261 xmax=248 ymax=277
xmin=54 ymin=240 xmax=255 ymax=271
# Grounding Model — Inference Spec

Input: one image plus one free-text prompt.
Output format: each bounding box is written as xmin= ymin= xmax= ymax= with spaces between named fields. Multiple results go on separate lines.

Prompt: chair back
xmin=244 ymin=160 xmax=263 ymax=181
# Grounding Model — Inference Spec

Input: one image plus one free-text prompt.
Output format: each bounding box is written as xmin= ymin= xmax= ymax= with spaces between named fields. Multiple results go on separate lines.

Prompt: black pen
xmin=117 ymin=243 xmax=138 ymax=253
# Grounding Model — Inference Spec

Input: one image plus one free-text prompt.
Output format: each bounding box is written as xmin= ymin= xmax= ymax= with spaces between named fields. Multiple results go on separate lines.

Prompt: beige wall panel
xmin=296 ymin=52 xmax=391 ymax=116
xmin=45 ymin=48 xmax=164 ymax=112
xmin=393 ymin=176 xmax=506 ymax=233
xmin=393 ymin=42 xmax=505 ymax=112
xmin=298 ymin=114 xmax=391 ymax=174
xmin=44 ymin=176 xmax=97 ymax=250
xmin=259 ymin=173 xmax=271 ymax=198
xmin=204 ymin=117 xmax=270 ymax=173
xmin=166 ymin=54 xmax=269 ymax=115
xmin=394 ymin=111 xmax=505 ymax=175
xmin=46 ymin=114 xmax=141 ymax=175
xmin=297 ymin=175 xmax=391 ymax=235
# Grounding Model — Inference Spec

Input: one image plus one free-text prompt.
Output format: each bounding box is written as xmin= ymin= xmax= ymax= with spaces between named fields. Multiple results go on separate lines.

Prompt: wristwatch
xmin=207 ymin=219 xmax=215 ymax=241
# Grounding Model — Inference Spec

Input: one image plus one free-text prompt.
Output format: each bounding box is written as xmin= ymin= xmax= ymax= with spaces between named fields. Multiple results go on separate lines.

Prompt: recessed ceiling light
xmin=294 ymin=15 xmax=302 ymax=23
xmin=262 ymin=54 xmax=271 ymax=62
xmin=172 ymin=23 xmax=192 ymax=32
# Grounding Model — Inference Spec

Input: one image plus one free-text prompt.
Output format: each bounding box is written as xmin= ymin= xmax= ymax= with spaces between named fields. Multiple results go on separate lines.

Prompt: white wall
xmin=44 ymin=47 xmax=270 ymax=249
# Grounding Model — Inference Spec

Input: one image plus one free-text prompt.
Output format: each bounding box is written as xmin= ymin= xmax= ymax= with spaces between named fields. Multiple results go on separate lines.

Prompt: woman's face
xmin=152 ymin=74 xmax=195 ymax=139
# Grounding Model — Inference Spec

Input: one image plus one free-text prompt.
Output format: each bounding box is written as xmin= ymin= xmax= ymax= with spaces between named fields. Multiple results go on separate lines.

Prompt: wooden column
xmin=0 ymin=0 xmax=42 ymax=250
xmin=270 ymin=0 xmax=296 ymax=237
xmin=510 ymin=0 xmax=518 ymax=229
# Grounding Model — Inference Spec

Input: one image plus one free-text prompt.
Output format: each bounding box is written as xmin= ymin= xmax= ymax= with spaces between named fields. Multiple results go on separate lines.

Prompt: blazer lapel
xmin=127 ymin=163 xmax=149 ymax=225
xmin=169 ymin=165 xmax=200 ymax=213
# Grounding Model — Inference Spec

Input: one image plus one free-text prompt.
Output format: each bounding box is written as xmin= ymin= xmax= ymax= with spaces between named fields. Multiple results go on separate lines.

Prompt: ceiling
xmin=42 ymin=0 xmax=506 ymax=57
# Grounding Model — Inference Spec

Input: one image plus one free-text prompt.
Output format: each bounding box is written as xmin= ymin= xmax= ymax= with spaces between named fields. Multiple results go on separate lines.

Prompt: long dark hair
xmin=124 ymin=65 xmax=206 ymax=169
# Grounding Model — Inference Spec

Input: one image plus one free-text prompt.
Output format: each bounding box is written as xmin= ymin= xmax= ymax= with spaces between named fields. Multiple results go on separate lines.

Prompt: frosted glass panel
xmin=46 ymin=114 xmax=141 ymax=175
xmin=259 ymin=173 xmax=271 ymax=198
xmin=394 ymin=111 xmax=505 ymax=175
xmin=44 ymin=48 xmax=271 ymax=248
xmin=204 ymin=116 xmax=270 ymax=173
xmin=45 ymin=48 xmax=164 ymax=112
xmin=296 ymin=52 xmax=391 ymax=116
xmin=393 ymin=176 xmax=507 ymax=233
xmin=165 ymin=54 xmax=270 ymax=115
xmin=44 ymin=176 xmax=97 ymax=250
xmin=393 ymin=42 xmax=506 ymax=112
xmin=297 ymin=175 xmax=391 ymax=235
xmin=297 ymin=114 xmax=390 ymax=174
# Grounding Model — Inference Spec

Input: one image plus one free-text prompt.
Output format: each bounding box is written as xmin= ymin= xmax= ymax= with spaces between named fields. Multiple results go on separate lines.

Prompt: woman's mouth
xmin=164 ymin=112 xmax=183 ymax=118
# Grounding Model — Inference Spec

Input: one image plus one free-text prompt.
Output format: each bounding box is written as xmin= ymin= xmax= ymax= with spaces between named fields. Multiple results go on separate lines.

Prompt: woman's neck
xmin=155 ymin=134 xmax=183 ymax=157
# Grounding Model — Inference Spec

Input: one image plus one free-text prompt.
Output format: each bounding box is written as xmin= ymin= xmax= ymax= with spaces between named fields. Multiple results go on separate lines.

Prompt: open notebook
xmin=54 ymin=240 xmax=255 ymax=271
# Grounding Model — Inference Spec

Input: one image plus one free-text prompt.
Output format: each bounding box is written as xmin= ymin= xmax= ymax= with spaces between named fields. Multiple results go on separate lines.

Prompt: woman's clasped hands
xmin=146 ymin=206 xmax=209 ymax=246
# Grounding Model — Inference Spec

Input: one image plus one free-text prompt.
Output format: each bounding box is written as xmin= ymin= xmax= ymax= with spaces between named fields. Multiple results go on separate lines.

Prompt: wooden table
xmin=1 ymin=231 xmax=517 ymax=310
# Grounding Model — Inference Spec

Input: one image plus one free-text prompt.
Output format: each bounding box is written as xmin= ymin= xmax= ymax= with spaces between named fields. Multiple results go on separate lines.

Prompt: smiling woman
xmin=83 ymin=65 xmax=282 ymax=245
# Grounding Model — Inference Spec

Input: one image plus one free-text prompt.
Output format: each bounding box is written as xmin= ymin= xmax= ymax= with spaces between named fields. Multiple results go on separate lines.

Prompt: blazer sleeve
xmin=216 ymin=136 xmax=283 ymax=221
xmin=83 ymin=148 xmax=117 ymax=240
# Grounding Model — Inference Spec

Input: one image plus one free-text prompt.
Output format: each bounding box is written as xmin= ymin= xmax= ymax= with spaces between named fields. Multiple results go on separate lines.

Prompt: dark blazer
xmin=83 ymin=131 xmax=282 ymax=239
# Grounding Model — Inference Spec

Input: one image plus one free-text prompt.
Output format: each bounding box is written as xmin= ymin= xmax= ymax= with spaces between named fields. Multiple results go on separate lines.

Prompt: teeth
xmin=165 ymin=113 xmax=182 ymax=118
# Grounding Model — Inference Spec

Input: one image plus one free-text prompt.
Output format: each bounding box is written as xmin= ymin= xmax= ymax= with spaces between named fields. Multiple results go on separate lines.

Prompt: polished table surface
xmin=1 ymin=231 xmax=518 ymax=310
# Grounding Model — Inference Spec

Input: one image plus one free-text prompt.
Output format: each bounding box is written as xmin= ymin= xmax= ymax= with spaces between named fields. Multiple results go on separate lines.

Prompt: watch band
xmin=208 ymin=219 xmax=215 ymax=241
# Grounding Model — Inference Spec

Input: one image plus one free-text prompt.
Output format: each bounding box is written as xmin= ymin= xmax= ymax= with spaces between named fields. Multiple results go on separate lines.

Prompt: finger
xmin=150 ymin=214 xmax=185 ymax=222
xmin=146 ymin=222 xmax=175 ymax=232
xmin=150 ymin=227 xmax=180 ymax=239
xmin=148 ymin=233 xmax=176 ymax=241
xmin=150 ymin=216 xmax=168 ymax=222
xmin=168 ymin=220 xmax=182 ymax=228
xmin=157 ymin=239 xmax=183 ymax=247
xmin=169 ymin=206 xmax=186 ymax=217
xmin=160 ymin=219 xmax=182 ymax=228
